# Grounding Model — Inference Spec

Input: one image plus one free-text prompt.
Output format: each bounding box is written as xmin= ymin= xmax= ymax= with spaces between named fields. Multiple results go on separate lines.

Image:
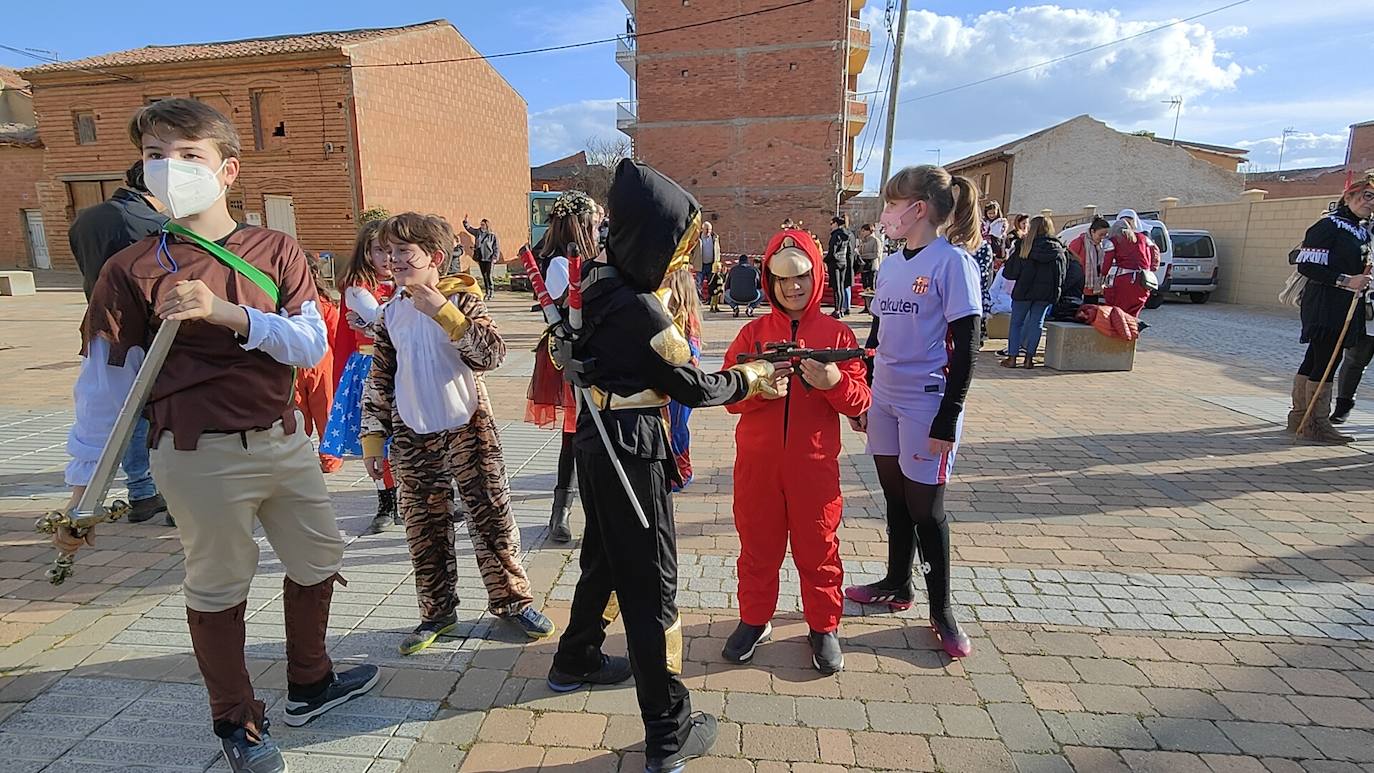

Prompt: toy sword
xmin=36 ymin=319 xmax=182 ymax=584
xmin=519 ymin=245 xmax=651 ymax=530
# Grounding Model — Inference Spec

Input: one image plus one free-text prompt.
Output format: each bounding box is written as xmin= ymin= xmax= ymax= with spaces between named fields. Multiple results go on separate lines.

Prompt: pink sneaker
xmin=843 ymin=581 xmax=915 ymax=611
xmin=931 ymin=618 xmax=973 ymax=659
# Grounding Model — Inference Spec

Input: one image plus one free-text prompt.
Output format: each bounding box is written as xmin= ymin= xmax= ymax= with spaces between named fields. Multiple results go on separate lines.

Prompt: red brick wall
xmin=1346 ymin=124 xmax=1374 ymax=168
xmin=24 ymin=54 xmax=359 ymax=270
xmin=0 ymin=145 xmax=44 ymax=268
xmin=349 ymin=25 xmax=529 ymax=264
xmin=1249 ymin=170 xmax=1349 ymax=201
xmin=634 ymin=0 xmax=848 ymax=255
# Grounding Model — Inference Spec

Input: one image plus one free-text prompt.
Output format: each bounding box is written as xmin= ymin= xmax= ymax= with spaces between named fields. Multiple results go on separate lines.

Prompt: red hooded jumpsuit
xmin=724 ymin=230 xmax=872 ymax=633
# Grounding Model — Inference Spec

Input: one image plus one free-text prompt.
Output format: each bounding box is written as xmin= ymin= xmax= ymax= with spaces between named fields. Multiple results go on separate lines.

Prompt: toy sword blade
xmin=519 ymin=247 xmax=650 ymax=530
xmin=36 ymin=319 xmax=182 ymax=584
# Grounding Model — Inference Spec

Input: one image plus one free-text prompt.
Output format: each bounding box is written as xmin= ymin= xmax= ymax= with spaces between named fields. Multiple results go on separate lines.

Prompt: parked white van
xmin=1058 ymin=213 xmax=1216 ymax=307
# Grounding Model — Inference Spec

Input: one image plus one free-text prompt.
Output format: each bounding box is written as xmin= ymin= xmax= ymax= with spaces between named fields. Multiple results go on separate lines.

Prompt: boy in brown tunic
xmin=58 ymin=98 xmax=376 ymax=773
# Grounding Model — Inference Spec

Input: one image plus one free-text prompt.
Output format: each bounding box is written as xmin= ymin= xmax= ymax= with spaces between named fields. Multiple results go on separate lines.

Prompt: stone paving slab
xmin=0 ymin=291 xmax=1371 ymax=772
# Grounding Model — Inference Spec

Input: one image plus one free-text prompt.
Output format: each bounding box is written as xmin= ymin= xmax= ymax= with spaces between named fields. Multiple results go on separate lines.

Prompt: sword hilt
xmin=35 ymin=500 xmax=130 ymax=585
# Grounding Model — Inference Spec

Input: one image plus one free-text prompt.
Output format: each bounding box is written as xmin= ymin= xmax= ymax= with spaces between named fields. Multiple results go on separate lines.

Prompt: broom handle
xmin=1297 ymin=282 xmax=1364 ymax=433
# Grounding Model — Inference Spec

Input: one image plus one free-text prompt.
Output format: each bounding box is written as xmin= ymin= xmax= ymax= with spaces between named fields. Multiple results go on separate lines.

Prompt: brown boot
xmin=1286 ymin=374 xmax=1311 ymax=433
xmin=1297 ymin=380 xmax=1354 ymax=444
xmin=186 ymin=603 xmax=265 ymax=738
xmin=282 ymin=574 xmax=343 ymax=692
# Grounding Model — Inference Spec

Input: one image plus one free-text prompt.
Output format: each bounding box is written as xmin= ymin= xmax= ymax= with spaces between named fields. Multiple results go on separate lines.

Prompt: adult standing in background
xmin=856 ymin=223 xmax=883 ymax=312
xmin=463 ymin=215 xmax=500 ymax=299
xmin=1289 ymin=173 xmax=1373 ymax=443
xmin=67 ymin=160 xmax=171 ymax=527
xmin=695 ymin=220 xmax=722 ymax=294
xmin=826 ymin=216 xmax=855 ymax=317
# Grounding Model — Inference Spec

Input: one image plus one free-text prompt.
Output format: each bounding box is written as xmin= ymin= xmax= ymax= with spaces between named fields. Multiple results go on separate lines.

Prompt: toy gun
xmin=735 ymin=341 xmax=873 ymax=390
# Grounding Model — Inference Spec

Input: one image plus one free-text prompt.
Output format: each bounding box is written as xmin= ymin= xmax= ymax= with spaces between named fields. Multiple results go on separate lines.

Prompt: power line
xmin=3 ymin=0 xmax=818 ymax=84
xmin=897 ymin=0 xmax=1250 ymax=105
xmin=0 ymin=41 xmax=137 ymax=81
xmin=347 ymin=0 xmax=818 ymax=68
xmin=855 ymin=3 xmax=896 ymax=170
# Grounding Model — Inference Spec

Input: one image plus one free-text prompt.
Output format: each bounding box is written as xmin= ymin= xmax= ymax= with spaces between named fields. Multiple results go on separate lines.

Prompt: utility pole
xmin=1162 ymin=97 xmax=1182 ymax=145
xmin=879 ymin=0 xmax=910 ymax=187
xmin=1277 ymin=127 xmax=1297 ymax=173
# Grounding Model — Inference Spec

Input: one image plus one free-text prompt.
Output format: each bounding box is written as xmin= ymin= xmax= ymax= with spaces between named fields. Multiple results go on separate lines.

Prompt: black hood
xmin=605 ymin=159 xmax=701 ymax=293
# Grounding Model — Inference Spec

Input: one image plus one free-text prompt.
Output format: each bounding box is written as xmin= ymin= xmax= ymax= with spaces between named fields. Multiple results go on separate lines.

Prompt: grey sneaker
xmin=808 ymin=630 xmax=844 ymax=674
xmin=503 ymin=606 xmax=556 ymax=640
xmin=220 ymin=722 xmax=286 ymax=773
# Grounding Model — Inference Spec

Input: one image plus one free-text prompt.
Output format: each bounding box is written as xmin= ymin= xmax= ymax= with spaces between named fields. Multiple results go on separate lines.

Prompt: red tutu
xmin=526 ymin=334 xmax=577 ymax=433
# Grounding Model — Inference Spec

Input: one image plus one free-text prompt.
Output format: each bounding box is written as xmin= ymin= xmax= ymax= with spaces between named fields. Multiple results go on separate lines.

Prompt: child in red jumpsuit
xmin=721 ymin=230 xmax=872 ymax=674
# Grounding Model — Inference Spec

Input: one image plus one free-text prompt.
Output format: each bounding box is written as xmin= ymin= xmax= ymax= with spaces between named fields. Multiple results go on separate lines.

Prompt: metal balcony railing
xmin=616 ymin=100 xmax=638 ymax=131
xmin=615 ymin=34 xmax=635 ymax=77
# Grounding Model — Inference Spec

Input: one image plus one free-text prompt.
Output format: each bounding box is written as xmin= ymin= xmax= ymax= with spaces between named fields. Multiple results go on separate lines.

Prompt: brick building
xmin=0 ymin=68 xmax=45 ymax=269
xmin=1245 ymin=120 xmax=1374 ymax=200
xmin=947 ymin=115 xmax=1245 ymax=216
xmin=18 ymin=21 xmax=529 ymax=272
xmin=618 ymin=0 xmax=871 ymax=254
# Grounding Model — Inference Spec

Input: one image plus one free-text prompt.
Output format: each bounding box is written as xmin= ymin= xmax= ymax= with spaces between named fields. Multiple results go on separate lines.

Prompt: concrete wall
xmin=634 ymin=0 xmax=849 ymax=256
xmin=1161 ymin=193 xmax=1333 ymax=310
xmin=0 ymin=145 xmax=44 ymax=268
xmin=1008 ymin=116 xmax=1242 ymax=216
xmin=349 ymin=24 xmax=529 ymax=260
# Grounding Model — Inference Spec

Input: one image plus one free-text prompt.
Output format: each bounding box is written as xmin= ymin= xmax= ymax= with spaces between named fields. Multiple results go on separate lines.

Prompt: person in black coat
xmin=1050 ymin=250 xmax=1086 ymax=322
xmin=1288 ymin=173 xmax=1373 ymax=443
xmin=65 ymin=160 xmax=171 ymax=527
xmin=1001 ymin=215 xmax=1066 ymax=368
xmin=68 ymin=161 xmax=166 ymax=299
xmin=825 ymin=216 xmax=855 ymax=317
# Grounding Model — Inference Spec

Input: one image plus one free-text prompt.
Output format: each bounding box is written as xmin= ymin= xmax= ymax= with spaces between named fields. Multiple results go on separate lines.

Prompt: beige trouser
xmin=151 ymin=417 xmax=345 ymax=612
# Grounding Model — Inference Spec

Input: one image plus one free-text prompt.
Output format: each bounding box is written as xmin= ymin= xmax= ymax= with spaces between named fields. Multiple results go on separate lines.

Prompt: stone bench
xmin=986 ymin=313 xmax=1010 ymax=339
xmin=0 ymin=271 xmax=35 ymax=296
xmin=1043 ymin=321 xmax=1135 ymax=372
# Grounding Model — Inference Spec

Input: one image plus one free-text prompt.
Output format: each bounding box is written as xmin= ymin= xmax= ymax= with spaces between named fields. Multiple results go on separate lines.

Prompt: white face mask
xmin=144 ymin=158 xmax=228 ymax=218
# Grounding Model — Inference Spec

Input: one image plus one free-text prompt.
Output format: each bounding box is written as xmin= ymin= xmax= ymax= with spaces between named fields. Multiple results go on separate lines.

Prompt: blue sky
xmin=5 ymin=1 xmax=1371 ymax=188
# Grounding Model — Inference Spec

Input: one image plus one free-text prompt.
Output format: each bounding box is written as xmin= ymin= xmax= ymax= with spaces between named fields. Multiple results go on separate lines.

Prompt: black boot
xmin=1332 ymin=397 xmax=1355 ymax=425
xmin=549 ymin=488 xmax=573 ymax=544
xmin=367 ymin=488 xmax=397 ymax=535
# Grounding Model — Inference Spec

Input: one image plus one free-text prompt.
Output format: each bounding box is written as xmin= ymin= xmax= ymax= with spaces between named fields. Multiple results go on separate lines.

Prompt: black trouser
xmin=553 ymin=450 xmax=689 ymax=759
xmin=555 ymin=432 xmax=576 ymax=490
xmin=477 ymin=260 xmax=494 ymax=298
xmin=1298 ymin=331 xmax=1346 ymax=384
xmin=1337 ymin=335 xmax=1374 ymax=404
xmin=827 ymin=264 xmax=851 ymax=313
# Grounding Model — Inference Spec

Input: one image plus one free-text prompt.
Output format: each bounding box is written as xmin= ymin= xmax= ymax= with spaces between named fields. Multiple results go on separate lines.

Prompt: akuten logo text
xmin=878 ymin=297 xmax=919 ymax=315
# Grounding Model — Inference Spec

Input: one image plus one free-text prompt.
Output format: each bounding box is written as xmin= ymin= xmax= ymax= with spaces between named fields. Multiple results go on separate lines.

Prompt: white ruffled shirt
xmin=385 ymin=295 xmax=480 ymax=434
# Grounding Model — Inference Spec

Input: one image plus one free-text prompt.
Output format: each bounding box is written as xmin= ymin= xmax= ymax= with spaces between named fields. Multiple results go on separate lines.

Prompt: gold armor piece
xmin=730 ymin=360 xmax=782 ymax=399
xmin=665 ymin=616 xmax=683 ymax=675
xmin=667 ymin=211 xmax=702 ymax=277
xmin=602 ymin=592 xmax=621 ymax=624
xmin=589 ymin=385 xmax=670 ymax=411
xmin=650 ymin=323 xmax=694 ymax=366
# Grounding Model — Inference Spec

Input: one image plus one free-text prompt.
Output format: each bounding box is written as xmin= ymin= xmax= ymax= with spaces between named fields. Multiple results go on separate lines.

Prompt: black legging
xmin=873 ymin=455 xmax=953 ymax=628
xmin=1337 ymin=335 xmax=1374 ymax=403
xmin=1299 ymin=330 xmax=1345 ymax=383
xmin=555 ymin=431 xmax=576 ymax=490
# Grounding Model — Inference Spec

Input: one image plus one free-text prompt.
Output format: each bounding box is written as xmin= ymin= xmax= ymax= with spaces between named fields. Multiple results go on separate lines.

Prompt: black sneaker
xmin=502 ymin=606 xmax=556 ymax=640
xmin=808 ymin=630 xmax=843 ymax=674
xmin=646 ymin=712 xmax=718 ymax=773
xmin=283 ymin=664 xmax=380 ymax=727
xmin=547 ymin=654 xmax=633 ymax=693
xmin=721 ymin=621 xmax=771 ymax=664
xmin=126 ymin=493 xmax=168 ymax=524
xmin=220 ymin=721 xmax=286 ymax=773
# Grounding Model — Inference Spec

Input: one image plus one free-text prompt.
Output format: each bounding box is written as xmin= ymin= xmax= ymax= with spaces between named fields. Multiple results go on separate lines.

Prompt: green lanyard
xmin=164 ymin=221 xmax=280 ymax=307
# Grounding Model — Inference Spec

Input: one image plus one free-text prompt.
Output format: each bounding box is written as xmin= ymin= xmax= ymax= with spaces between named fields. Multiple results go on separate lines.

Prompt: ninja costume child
xmin=546 ymin=159 xmax=782 ymax=773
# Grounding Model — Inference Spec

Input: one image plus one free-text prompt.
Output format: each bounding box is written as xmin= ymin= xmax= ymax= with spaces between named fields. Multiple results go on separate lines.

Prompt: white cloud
xmin=1235 ymin=131 xmax=1348 ymax=168
xmin=529 ymin=98 xmax=624 ymax=165
xmin=856 ymin=5 xmax=1246 ymax=155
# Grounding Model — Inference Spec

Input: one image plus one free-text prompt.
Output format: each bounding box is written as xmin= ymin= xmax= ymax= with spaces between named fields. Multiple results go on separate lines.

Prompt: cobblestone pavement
xmin=0 ymin=280 xmax=1371 ymax=772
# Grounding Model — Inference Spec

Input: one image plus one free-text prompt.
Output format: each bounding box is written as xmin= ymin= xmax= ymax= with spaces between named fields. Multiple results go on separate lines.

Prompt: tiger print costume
xmin=361 ymin=276 xmax=534 ymax=621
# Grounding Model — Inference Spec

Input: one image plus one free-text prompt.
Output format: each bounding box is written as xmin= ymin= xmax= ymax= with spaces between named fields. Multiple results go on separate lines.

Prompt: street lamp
xmin=927 ymin=148 xmax=941 ymax=166
xmin=1277 ymin=127 xmax=1297 ymax=173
